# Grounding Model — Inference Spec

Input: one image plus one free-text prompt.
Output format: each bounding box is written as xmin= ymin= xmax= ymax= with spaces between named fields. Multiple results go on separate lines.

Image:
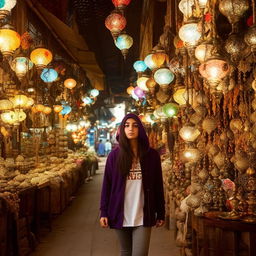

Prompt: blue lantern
xmin=60 ymin=105 xmax=72 ymax=115
xmin=40 ymin=68 xmax=58 ymax=83
xmin=154 ymin=68 xmax=174 ymax=86
xmin=115 ymin=34 xmax=133 ymax=50
xmin=90 ymin=89 xmax=99 ymax=97
xmin=82 ymin=96 xmax=93 ymax=105
xmin=133 ymin=60 xmax=147 ymax=72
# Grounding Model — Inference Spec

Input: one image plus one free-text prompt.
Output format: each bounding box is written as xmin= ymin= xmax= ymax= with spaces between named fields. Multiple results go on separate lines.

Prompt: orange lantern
xmin=0 ymin=25 xmax=20 ymax=56
xmin=152 ymin=51 xmax=169 ymax=68
xmin=64 ymin=78 xmax=77 ymax=89
xmin=43 ymin=106 xmax=52 ymax=114
xmin=126 ymin=86 xmax=134 ymax=95
xmin=30 ymin=48 xmax=53 ymax=69
xmin=35 ymin=104 xmax=45 ymax=112
xmin=54 ymin=105 xmax=63 ymax=113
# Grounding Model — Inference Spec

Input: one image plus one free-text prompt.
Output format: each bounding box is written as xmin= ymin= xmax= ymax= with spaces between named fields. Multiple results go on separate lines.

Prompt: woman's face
xmin=124 ymin=118 xmax=139 ymax=140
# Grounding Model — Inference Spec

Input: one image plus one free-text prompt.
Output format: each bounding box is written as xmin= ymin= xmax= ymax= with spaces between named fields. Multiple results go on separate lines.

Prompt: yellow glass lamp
xmin=152 ymin=51 xmax=169 ymax=68
xmin=54 ymin=105 xmax=63 ymax=113
xmin=0 ymin=99 xmax=13 ymax=111
xmin=43 ymin=106 xmax=52 ymax=114
xmin=11 ymin=94 xmax=28 ymax=108
xmin=14 ymin=109 xmax=26 ymax=122
xmin=11 ymin=57 xmax=33 ymax=80
xmin=1 ymin=111 xmax=15 ymax=124
xmin=0 ymin=25 xmax=20 ymax=56
xmin=25 ymin=97 xmax=34 ymax=108
xmin=30 ymin=48 xmax=53 ymax=69
xmin=173 ymin=87 xmax=187 ymax=106
xmin=179 ymin=123 xmax=201 ymax=142
xmin=64 ymin=78 xmax=77 ymax=89
xmin=137 ymin=76 xmax=149 ymax=91
xmin=126 ymin=86 xmax=134 ymax=95
xmin=35 ymin=104 xmax=45 ymax=112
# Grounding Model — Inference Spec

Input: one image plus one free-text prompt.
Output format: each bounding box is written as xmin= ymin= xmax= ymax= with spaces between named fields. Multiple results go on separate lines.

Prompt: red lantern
xmin=112 ymin=0 xmax=131 ymax=9
xmin=105 ymin=12 xmax=126 ymax=38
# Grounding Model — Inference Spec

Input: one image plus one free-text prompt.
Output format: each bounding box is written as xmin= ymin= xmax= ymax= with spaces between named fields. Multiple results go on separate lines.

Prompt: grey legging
xmin=115 ymin=226 xmax=152 ymax=256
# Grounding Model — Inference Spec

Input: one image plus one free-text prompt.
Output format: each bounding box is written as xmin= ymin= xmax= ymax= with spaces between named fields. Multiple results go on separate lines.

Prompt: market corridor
xmin=31 ymin=157 xmax=179 ymax=256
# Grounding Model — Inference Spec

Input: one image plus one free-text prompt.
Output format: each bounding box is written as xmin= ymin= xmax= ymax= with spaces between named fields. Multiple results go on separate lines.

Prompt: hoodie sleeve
xmin=100 ymin=154 xmax=112 ymax=217
xmin=154 ymin=151 xmax=165 ymax=220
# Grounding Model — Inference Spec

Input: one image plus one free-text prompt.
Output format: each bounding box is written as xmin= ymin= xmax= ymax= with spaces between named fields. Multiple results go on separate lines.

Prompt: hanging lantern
xmin=137 ymin=76 xmax=149 ymax=91
xmin=14 ymin=109 xmax=26 ymax=122
xmin=199 ymin=57 xmax=230 ymax=87
xmin=66 ymin=123 xmax=78 ymax=132
xmin=179 ymin=123 xmax=201 ymax=142
xmin=178 ymin=0 xmax=194 ymax=20
xmin=154 ymin=106 xmax=166 ymax=120
xmin=115 ymin=33 xmax=133 ymax=59
xmin=173 ymin=87 xmax=187 ymax=106
xmin=105 ymin=12 xmax=126 ymax=39
xmin=0 ymin=0 xmax=16 ymax=19
xmin=154 ymin=68 xmax=175 ymax=91
xmin=40 ymin=68 xmax=58 ymax=83
xmin=30 ymin=47 xmax=53 ymax=69
xmin=162 ymin=103 xmax=179 ymax=118
xmin=60 ymin=105 xmax=72 ymax=115
xmin=43 ymin=106 xmax=52 ymax=114
xmin=219 ymin=0 xmax=249 ymax=25
xmin=1 ymin=111 xmax=15 ymax=124
xmin=11 ymin=94 xmax=28 ymax=108
xmin=133 ymin=60 xmax=147 ymax=73
xmin=146 ymin=78 xmax=157 ymax=94
xmin=64 ymin=78 xmax=77 ymax=89
xmin=179 ymin=21 xmax=201 ymax=46
xmin=195 ymin=43 xmax=214 ymax=62
xmin=82 ymin=96 xmax=93 ymax=105
xmin=35 ymin=104 xmax=45 ymax=112
xmin=90 ymin=89 xmax=99 ymax=97
xmin=181 ymin=147 xmax=201 ymax=163
xmin=133 ymin=86 xmax=145 ymax=98
xmin=11 ymin=57 xmax=33 ymax=80
xmin=126 ymin=86 xmax=134 ymax=95
xmin=152 ymin=51 xmax=169 ymax=68
xmin=144 ymin=53 xmax=158 ymax=70
xmin=112 ymin=0 xmax=131 ymax=9
xmin=0 ymin=99 xmax=13 ymax=111
xmin=0 ymin=24 xmax=20 ymax=56
xmin=245 ymin=25 xmax=256 ymax=53
xmin=54 ymin=105 xmax=63 ymax=113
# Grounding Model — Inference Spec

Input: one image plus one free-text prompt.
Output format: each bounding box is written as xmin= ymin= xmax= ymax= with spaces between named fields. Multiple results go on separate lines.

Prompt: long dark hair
xmin=116 ymin=118 xmax=148 ymax=176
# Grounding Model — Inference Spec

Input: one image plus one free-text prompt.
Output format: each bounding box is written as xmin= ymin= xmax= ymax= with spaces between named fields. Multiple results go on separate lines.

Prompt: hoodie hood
xmin=116 ymin=113 xmax=149 ymax=150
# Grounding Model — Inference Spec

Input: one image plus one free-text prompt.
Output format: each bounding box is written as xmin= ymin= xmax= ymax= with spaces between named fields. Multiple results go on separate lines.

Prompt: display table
xmin=192 ymin=214 xmax=256 ymax=256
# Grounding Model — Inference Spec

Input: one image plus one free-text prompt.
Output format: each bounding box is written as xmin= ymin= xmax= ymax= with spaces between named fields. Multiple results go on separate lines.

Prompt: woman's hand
xmin=100 ymin=217 xmax=109 ymax=228
xmin=155 ymin=219 xmax=165 ymax=228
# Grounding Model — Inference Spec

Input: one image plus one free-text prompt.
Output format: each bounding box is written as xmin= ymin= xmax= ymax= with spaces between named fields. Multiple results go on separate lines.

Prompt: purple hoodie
xmin=100 ymin=113 xmax=165 ymax=229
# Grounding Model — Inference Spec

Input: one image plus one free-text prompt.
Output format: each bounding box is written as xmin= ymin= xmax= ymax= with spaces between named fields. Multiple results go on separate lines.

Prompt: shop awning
xmin=25 ymin=0 xmax=105 ymax=90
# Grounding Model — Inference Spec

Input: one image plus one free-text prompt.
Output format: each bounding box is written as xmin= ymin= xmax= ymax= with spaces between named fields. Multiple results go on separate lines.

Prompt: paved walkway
xmin=31 ymin=157 xmax=180 ymax=256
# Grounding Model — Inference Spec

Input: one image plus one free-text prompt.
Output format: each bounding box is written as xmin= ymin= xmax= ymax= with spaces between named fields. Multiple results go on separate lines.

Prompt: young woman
xmin=100 ymin=113 xmax=165 ymax=256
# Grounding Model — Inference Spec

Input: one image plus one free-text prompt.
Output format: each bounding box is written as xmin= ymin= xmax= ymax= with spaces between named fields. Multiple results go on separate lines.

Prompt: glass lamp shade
xmin=35 ymin=104 xmax=45 ymax=112
xmin=30 ymin=48 xmax=53 ymax=69
xmin=82 ymin=96 xmax=93 ymax=105
xmin=115 ymin=34 xmax=133 ymax=58
xmin=54 ymin=105 xmax=63 ymax=113
xmin=199 ymin=58 xmax=230 ymax=86
xmin=1 ymin=111 xmax=15 ymax=124
xmin=144 ymin=54 xmax=158 ymax=70
xmin=162 ymin=103 xmax=179 ymax=117
xmin=14 ymin=109 xmax=26 ymax=122
xmin=219 ymin=0 xmax=249 ymax=25
xmin=126 ymin=86 xmax=134 ymax=95
xmin=178 ymin=0 xmax=194 ymax=19
xmin=112 ymin=0 xmax=131 ymax=8
xmin=146 ymin=77 xmax=157 ymax=89
xmin=152 ymin=52 xmax=169 ymax=68
xmin=137 ymin=76 xmax=149 ymax=91
xmin=179 ymin=23 xmax=201 ymax=46
xmin=245 ymin=24 xmax=256 ymax=52
xmin=131 ymin=89 xmax=139 ymax=101
xmin=60 ymin=105 xmax=72 ymax=115
xmin=133 ymin=60 xmax=147 ymax=72
xmin=66 ymin=123 xmax=78 ymax=132
xmin=195 ymin=43 xmax=214 ymax=62
xmin=11 ymin=57 xmax=33 ymax=80
xmin=105 ymin=12 xmax=126 ymax=38
xmin=154 ymin=106 xmax=166 ymax=119
xmin=11 ymin=94 xmax=28 ymax=108
xmin=133 ymin=86 xmax=145 ymax=98
xmin=0 ymin=99 xmax=13 ymax=110
xmin=154 ymin=68 xmax=175 ymax=86
xmin=43 ymin=106 xmax=52 ymax=114
xmin=181 ymin=147 xmax=201 ymax=163
xmin=40 ymin=68 xmax=58 ymax=83
xmin=0 ymin=0 xmax=16 ymax=19
xmin=179 ymin=123 xmax=200 ymax=142
xmin=0 ymin=26 xmax=20 ymax=56
xmin=173 ymin=87 xmax=187 ymax=105
xmin=64 ymin=78 xmax=77 ymax=89
xmin=90 ymin=89 xmax=99 ymax=97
